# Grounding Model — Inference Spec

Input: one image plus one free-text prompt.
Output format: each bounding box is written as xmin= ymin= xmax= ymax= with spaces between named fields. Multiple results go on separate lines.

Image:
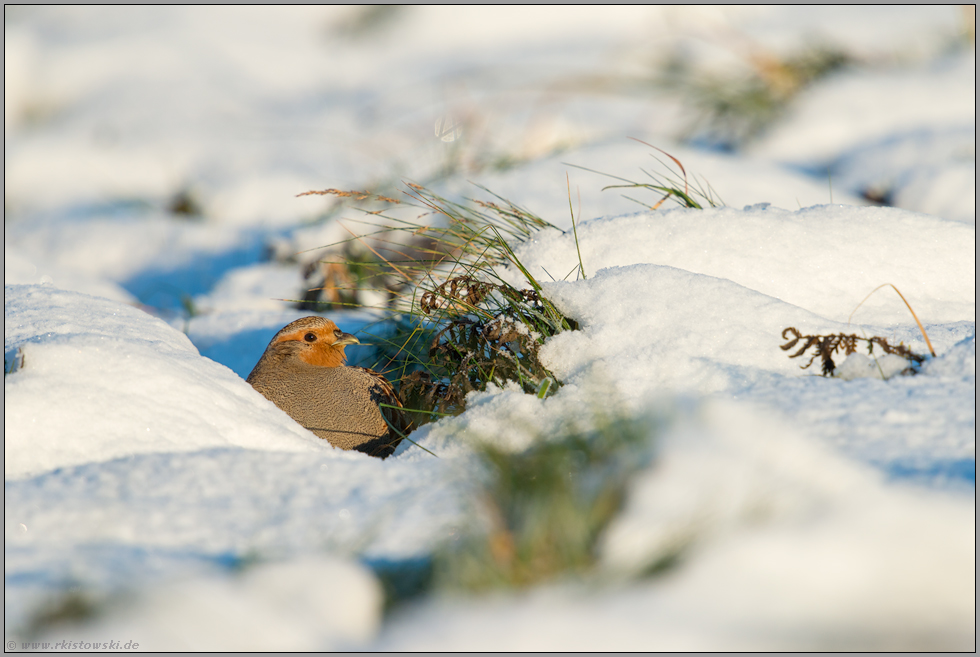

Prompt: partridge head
xmin=246 ymin=316 xmax=410 ymax=458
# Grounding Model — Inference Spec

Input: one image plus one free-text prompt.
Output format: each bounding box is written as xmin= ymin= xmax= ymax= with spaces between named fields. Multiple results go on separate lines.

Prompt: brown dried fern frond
xmin=420 ymin=276 xmax=495 ymax=315
xmin=781 ymin=327 xmax=924 ymax=377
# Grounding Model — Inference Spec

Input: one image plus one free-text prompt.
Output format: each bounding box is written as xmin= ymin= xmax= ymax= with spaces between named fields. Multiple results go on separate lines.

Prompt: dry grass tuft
xmin=296 ymin=183 xmax=580 ymax=425
xmin=568 ymin=141 xmax=723 ymax=210
xmin=847 ymin=283 xmax=936 ymax=357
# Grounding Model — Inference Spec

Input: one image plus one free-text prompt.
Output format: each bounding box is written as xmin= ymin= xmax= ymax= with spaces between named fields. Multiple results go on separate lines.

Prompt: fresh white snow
xmin=4 ymin=6 xmax=975 ymax=651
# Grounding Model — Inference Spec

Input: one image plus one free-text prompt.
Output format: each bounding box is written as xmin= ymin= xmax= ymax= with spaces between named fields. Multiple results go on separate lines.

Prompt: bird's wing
xmin=350 ymin=366 xmax=414 ymax=439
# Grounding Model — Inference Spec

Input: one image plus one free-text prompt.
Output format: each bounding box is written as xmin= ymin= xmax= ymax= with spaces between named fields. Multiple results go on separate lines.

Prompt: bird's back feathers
xmin=248 ymin=348 xmax=410 ymax=458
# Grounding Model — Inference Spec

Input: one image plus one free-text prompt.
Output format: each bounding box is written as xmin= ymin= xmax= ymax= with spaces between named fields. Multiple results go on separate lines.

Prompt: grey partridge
xmin=247 ymin=316 xmax=410 ymax=458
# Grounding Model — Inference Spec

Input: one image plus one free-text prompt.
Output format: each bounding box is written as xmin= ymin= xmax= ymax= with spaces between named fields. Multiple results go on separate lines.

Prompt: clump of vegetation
xmin=433 ymin=408 xmax=658 ymax=590
xmin=297 ymin=182 xmax=581 ymax=425
xmin=780 ymin=327 xmax=925 ymax=377
xmin=167 ymin=187 xmax=203 ymax=219
xmin=329 ymin=5 xmax=409 ymax=40
xmin=660 ymin=43 xmax=852 ymax=149
xmin=569 ymin=139 xmax=723 ymax=210
xmin=297 ymin=245 xmax=381 ymax=311
xmin=398 ymin=278 xmax=569 ymax=424
xmin=17 ymin=588 xmax=106 ymax=640
xmin=297 ymin=148 xmax=717 ymax=427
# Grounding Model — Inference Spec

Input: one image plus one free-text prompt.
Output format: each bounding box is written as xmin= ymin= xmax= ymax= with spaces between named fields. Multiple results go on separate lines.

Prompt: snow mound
xmin=923 ymin=333 xmax=976 ymax=382
xmin=834 ymin=352 xmax=911 ymax=380
xmin=751 ymin=53 xmax=976 ymax=164
xmin=37 ymin=555 xmax=383 ymax=651
xmin=540 ymin=263 xmax=826 ymax=398
xmin=832 ymin=125 xmax=975 ymax=224
xmin=516 ymin=204 xmax=974 ymax=326
xmin=4 ymin=245 xmax=137 ymax=304
xmin=4 ymin=284 xmax=329 ymax=479
xmin=374 ymin=401 xmax=976 ymax=651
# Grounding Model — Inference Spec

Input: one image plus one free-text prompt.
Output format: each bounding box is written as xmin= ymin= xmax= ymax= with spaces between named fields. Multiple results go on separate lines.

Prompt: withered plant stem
xmin=847 ymin=283 xmax=936 ymax=357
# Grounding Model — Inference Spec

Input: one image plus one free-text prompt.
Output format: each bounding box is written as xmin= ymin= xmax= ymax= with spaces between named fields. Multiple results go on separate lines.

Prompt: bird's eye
xmin=304 ymin=332 xmax=317 ymax=342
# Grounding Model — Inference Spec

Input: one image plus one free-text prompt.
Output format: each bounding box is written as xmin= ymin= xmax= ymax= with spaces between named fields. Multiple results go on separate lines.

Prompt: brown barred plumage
xmin=247 ymin=316 xmax=411 ymax=458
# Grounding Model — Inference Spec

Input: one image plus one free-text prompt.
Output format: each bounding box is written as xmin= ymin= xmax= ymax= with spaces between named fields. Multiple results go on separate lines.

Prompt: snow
xmin=24 ymin=556 xmax=383 ymax=651
xmin=523 ymin=205 xmax=975 ymax=324
xmin=376 ymin=405 xmax=975 ymax=651
xmin=832 ymin=125 xmax=976 ymax=224
xmin=4 ymin=6 xmax=975 ymax=652
xmin=3 ymin=285 xmax=330 ymax=480
xmin=751 ymin=53 xmax=976 ymax=165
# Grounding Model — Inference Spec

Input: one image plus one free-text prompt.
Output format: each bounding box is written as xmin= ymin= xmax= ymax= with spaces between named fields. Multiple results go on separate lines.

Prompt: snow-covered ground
xmin=5 ymin=6 xmax=975 ymax=651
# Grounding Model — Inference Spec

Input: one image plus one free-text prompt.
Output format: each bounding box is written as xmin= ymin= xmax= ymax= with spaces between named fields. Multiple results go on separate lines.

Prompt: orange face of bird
xmin=271 ymin=317 xmax=360 ymax=368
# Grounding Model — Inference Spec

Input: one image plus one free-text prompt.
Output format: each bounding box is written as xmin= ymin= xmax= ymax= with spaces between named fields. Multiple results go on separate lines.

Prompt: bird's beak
xmin=334 ymin=332 xmax=360 ymax=347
